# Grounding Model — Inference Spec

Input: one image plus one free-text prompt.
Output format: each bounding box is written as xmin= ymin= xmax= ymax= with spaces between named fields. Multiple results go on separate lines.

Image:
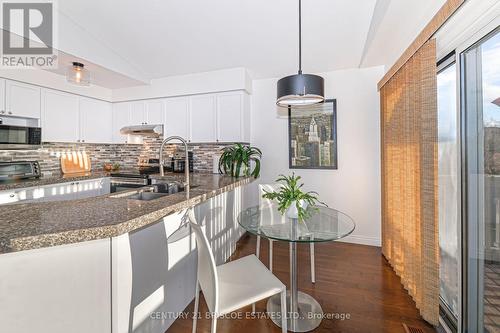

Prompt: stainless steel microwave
xmin=0 ymin=125 xmax=41 ymax=149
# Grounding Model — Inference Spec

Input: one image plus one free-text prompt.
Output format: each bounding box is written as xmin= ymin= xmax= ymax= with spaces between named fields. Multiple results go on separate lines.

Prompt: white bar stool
xmin=188 ymin=209 xmax=287 ymax=333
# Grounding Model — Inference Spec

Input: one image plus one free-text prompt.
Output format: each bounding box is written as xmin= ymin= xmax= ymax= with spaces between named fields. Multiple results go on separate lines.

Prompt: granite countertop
xmin=0 ymin=172 xmax=253 ymax=254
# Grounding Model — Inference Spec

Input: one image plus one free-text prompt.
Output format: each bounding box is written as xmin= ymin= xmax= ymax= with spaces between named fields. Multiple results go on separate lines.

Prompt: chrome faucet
xmin=159 ymin=136 xmax=190 ymax=190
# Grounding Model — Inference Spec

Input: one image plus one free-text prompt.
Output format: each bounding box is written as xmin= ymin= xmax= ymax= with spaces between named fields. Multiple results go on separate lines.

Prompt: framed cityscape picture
xmin=288 ymin=99 xmax=338 ymax=169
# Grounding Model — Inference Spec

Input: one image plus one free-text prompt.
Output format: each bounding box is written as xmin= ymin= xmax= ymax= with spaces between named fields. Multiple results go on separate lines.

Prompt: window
xmin=438 ymin=60 xmax=460 ymax=322
xmin=462 ymin=28 xmax=500 ymax=333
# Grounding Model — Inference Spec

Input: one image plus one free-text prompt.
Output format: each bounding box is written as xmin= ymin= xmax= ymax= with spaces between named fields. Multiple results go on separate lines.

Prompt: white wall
xmin=250 ymin=66 xmax=384 ymax=246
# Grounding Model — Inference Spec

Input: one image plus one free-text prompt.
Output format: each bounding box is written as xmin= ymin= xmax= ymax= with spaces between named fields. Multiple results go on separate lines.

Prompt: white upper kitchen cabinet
xmin=164 ymin=97 xmax=189 ymax=139
xmin=144 ymin=99 xmax=164 ymax=125
xmin=41 ymin=89 xmax=80 ymax=143
xmin=112 ymin=102 xmax=131 ymax=143
xmin=216 ymin=91 xmax=244 ymax=143
xmin=189 ymin=94 xmax=217 ymax=142
xmin=129 ymin=101 xmax=145 ymax=125
xmin=0 ymin=79 xmax=5 ymax=115
xmin=5 ymin=80 xmax=41 ymax=119
xmin=79 ymin=97 xmax=113 ymax=143
xmin=242 ymin=93 xmax=251 ymax=142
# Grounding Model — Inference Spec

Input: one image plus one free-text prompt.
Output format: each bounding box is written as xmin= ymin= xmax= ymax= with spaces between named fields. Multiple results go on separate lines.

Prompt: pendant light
xmin=276 ymin=0 xmax=324 ymax=107
xmin=66 ymin=62 xmax=91 ymax=86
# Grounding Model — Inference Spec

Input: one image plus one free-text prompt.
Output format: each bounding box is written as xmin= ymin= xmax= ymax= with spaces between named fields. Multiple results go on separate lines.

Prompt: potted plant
xmin=262 ymin=173 xmax=326 ymax=221
xmin=218 ymin=143 xmax=262 ymax=178
xmin=103 ymin=163 xmax=114 ymax=172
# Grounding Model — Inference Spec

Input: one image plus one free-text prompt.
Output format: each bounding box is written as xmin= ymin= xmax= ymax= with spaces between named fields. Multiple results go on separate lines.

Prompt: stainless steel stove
xmin=109 ymin=159 xmax=160 ymax=193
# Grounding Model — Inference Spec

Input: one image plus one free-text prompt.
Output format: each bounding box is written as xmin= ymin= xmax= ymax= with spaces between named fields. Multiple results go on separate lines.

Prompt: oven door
xmin=110 ymin=177 xmax=148 ymax=193
xmin=0 ymin=125 xmax=41 ymax=149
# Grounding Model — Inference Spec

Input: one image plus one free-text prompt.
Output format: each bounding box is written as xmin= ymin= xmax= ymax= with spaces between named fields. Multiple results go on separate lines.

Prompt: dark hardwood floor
xmin=167 ymin=234 xmax=437 ymax=333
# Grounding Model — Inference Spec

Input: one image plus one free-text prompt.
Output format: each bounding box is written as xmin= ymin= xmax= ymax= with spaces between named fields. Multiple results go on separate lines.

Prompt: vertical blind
xmin=380 ymin=39 xmax=439 ymax=325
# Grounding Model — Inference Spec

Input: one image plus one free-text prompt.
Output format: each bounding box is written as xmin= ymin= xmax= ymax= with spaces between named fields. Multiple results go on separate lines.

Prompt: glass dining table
xmin=238 ymin=204 xmax=355 ymax=332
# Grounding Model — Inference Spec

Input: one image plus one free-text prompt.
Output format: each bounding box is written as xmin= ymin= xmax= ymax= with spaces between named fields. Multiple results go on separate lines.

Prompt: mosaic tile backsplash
xmin=0 ymin=137 xmax=230 ymax=174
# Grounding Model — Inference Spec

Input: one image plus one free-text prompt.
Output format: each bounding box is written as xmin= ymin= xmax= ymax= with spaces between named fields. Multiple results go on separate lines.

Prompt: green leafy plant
xmin=218 ymin=143 xmax=262 ymax=178
xmin=262 ymin=173 xmax=327 ymax=221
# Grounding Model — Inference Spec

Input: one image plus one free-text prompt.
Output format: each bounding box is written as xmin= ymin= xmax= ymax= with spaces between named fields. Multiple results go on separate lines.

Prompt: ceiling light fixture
xmin=66 ymin=62 xmax=91 ymax=86
xmin=276 ymin=0 xmax=324 ymax=108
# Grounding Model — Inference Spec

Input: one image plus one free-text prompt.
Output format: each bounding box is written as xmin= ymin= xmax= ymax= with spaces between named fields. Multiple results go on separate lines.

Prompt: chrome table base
xmin=266 ymin=220 xmax=323 ymax=332
xmin=266 ymin=290 xmax=323 ymax=332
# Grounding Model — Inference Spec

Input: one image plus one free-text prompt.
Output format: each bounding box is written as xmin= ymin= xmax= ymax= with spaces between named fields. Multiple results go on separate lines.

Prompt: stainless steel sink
xmin=125 ymin=192 xmax=169 ymax=201
xmin=110 ymin=182 xmax=198 ymax=201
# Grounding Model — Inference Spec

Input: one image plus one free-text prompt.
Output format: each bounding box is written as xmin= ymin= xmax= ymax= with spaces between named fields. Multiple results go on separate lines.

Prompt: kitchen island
xmin=0 ymin=172 xmax=255 ymax=333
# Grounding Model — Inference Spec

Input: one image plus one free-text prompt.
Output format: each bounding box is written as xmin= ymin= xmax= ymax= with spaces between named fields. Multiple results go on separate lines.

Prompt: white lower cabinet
xmin=0 ymin=238 xmax=112 ymax=333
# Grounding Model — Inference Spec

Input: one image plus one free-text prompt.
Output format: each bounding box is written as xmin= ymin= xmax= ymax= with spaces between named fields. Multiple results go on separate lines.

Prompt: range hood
xmin=119 ymin=124 xmax=163 ymax=137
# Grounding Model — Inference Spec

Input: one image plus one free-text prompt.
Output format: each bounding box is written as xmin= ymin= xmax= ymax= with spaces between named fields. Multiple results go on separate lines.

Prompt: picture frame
xmin=288 ymin=99 xmax=338 ymax=169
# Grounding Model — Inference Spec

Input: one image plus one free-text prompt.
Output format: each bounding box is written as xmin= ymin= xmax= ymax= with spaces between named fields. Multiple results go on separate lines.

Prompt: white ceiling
xmin=360 ymin=0 xmax=447 ymax=68
xmin=51 ymin=0 xmax=446 ymax=85
xmin=47 ymin=51 xmax=147 ymax=89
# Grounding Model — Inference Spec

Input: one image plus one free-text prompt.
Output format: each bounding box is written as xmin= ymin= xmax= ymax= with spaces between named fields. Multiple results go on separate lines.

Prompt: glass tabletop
xmin=237 ymin=205 xmax=356 ymax=243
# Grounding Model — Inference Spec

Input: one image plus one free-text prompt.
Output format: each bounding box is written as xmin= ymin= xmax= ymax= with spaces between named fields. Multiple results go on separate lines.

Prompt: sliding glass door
xmin=438 ymin=59 xmax=460 ymax=328
xmin=462 ymin=28 xmax=500 ymax=333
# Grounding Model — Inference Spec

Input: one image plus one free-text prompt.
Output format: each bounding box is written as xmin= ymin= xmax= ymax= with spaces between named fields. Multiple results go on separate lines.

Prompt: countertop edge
xmin=2 ymin=177 xmax=254 ymax=254
xmin=0 ymin=172 xmax=110 ymax=191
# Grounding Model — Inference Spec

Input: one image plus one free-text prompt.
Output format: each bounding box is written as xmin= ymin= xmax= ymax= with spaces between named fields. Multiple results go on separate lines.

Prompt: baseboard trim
xmin=338 ymin=234 xmax=381 ymax=247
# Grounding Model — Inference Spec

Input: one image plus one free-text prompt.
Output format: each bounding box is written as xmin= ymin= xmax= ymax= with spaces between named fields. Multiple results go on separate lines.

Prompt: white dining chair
xmin=188 ymin=209 xmax=287 ymax=333
xmin=258 ymin=184 xmax=316 ymax=283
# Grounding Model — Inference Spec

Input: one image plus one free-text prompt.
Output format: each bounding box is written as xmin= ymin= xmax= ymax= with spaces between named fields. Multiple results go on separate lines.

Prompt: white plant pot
xmin=286 ymin=200 xmax=308 ymax=219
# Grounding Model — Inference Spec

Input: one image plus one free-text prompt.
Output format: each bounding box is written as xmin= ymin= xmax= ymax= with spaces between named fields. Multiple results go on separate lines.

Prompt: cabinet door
xmin=80 ymin=97 xmax=113 ymax=143
xmin=216 ymin=92 xmax=243 ymax=142
xmin=189 ymin=94 xmax=216 ymax=142
xmin=242 ymin=93 xmax=251 ymax=142
xmin=5 ymin=80 xmax=41 ymax=118
xmin=41 ymin=89 xmax=80 ymax=142
xmin=144 ymin=99 xmax=164 ymax=125
xmin=129 ymin=101 xmax=145 ymax=125
xmin=112 ymin=103 xmax=130 ymax=143
xmin=0 ymin=79 xmax=5 ymax=114
xmin=164 ymin=97 xmax=189 ymax=139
